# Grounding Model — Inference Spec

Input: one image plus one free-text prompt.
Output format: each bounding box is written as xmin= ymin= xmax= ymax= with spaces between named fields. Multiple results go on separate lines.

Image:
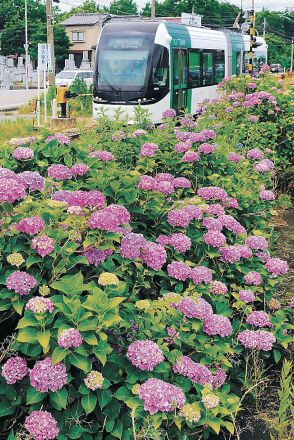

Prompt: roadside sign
xmin=38 ymin=43 xmax=47 ymax=71
xmin=47 ymin=43 xmax=53 ymax=73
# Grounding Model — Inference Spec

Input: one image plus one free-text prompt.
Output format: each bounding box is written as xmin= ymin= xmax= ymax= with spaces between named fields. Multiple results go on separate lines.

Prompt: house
xmin=61 ymin=13 xmax=141 ymax=69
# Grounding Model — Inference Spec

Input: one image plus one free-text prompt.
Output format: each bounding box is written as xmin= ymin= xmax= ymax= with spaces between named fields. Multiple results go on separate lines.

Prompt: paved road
xmin=0 ymin=89 xmax=38 ymax=110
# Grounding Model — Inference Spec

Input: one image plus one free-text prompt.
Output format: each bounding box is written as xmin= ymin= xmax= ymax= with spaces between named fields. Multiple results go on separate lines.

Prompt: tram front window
xmin=98 ymin=50 xmax=149 ymax=88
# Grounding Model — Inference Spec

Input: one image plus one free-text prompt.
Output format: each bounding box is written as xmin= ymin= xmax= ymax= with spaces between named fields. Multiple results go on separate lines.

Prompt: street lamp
xmin=24 ymin=0 xmax=29 ymax=90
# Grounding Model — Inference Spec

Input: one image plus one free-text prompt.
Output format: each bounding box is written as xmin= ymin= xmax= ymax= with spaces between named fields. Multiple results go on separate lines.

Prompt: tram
xmin=93 ymin=21 xmax=267 ymax=123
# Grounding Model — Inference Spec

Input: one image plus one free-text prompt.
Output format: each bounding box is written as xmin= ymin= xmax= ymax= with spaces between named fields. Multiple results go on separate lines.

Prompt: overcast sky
xmin=58 ymin=0 xmax=293 ymax=12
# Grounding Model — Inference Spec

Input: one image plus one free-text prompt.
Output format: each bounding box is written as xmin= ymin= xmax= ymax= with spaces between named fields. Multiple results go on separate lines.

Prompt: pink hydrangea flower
xmin=190 ymin=266 xmax=213 ymax=284
xmin=247 ymin=149 xmax=264 ymax=160
xmin=268 ymin=298 xmax=281 ymax=311
xmin=173 ymin=177 xmax=191 ymax=189
xmin=175 ymin=141 xmax=192 ymax=153
xmin=18 ymin=171 xmax=45 ymax=192
xmin=6 ymin=271 xmax=36 ymax=295
xmin=246 ymin=311 xmax=272 ymax=328
xmin=155 ymin=173 xmax=174 ymax=183
xmin=198 ymin=143 xmax=216 ymax=154
xmin=88 ymin=204 xmax=131 ymax=232
xmin=58 ymin=328 xmax=83 ymax=349
xmin=248 ymin=115 xmax=259 ymax=123
xmin=154 ymin=180 xmax=174 ymax=195
xmin=265 ymin=257 xmax=289 ymax=277
xmin=25 ymin=410 xmax=59 ymax=440
xmin=255 ymin=159 xmax=274 ymax=173
xmin=53 ymin=190 xmax=105 ymax=208
xmin=1 ymin=356 xmax=28 ymax=384
xmin=25 ymin=297 xmax=54 ymax=313
xmin=197 ymin=186 xmax=227 ymax=201
xmin=159 ymin=233 xmax=191 ymax=253
xmin=127 ymin=340 xmax=164 ymax=371
xmin=111 ymin=131 xmax=125 ymax=142
xmin=121 ymin=233 xmax=147 ymax=259
xmin=133 ymin=129 xmax=147 ymax=138
xmin=219 ymin=246 xmax=241 ymax=263
xmin=228 ymin=152 xmax=243 ymax=162
xmin=260 ymin=189 xmax=275 ymax=200
xmin=167 ymin=261 xmax=191 ymax=280
xmin=162 ymin=109 xmax=177 ymax=118
xmin=182 ymin=151 xmax=200 ymax=162
xmin=204 ymin=231 xmax=226 ymax=247
xmin=71 ymin=163 xmax=89 ymax=177
xmin=167 ymin=209 xmax=192 ymax=228
xmin=29 ymin=357 xmax=67 ymax=392
xmin=141 ymin=242 xmax=167 ymax=271
xmin=31 ymin=235 xmax=54 ymax=257
xmin=239 ymin=290 xmax=256 ymax=303
xmin=289 ymin=296 xmax=294 ymax=308
xmin=247 ymin=82 xmax=257 ymax=90
xmin=16 ymin=216 xmax=45 ymax=235
xmin=12 ymin=147 xmax=34 ymax=160
xmin=223 ymin=197 xmax=239 ymax=209
xmin=246 ymin=235 xmax=268 ymax=251
xmin=218 ymin=215 xmax=246 ymax=235
xmin=244 ymin=271 xmax=263 ymax=286
xmin=0 ymin=177 xmax=26 ymax=203
xmin=140 ymin=142 xmax=159 ymax=157
xmin=48 ymin=164 xmax=72 ymax=180
xmin=89 ymin=150 xmax=114 ymax=161
xmin=138 ymin=175 xmax=155 ymax=191
xmin=238 ymin=330 xmax=276 ymax=351
xmin=173 ymin=356 xmax=214 ymax=385
xmin=138 ymin=378 xmax=185 ymax=414
xmin=204 ymin=204 xmax=225 ymax=216
xmin=202 ymin=217 xmax=223 ymax=230
xmin=46 ymin=133 xmax=70 ymax=144
xmin=84 ymin=247 xmax=112 ymax=266
xmin=203 ymin=314 xmax=233 ymax=337
xmin=176 ymin=297 xmax=213 ymax=319
xmin=210 ymin=281 xmax=228 ymax=295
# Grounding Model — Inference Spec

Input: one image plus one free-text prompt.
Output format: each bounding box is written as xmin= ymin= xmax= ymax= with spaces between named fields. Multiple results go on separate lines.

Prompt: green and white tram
xmin=93 ymin=21 xmax=265 ymax=123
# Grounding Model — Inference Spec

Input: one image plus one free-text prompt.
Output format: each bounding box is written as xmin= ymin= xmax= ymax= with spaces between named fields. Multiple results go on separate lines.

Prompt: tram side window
xmin=152 ymin=46 xmax=169 ymax=87
xmin=203 ymin=52 xmax=214 ymax=86
xmin=215 ymin=50 xmax=225 ymax=82
xmin=188 ymin=49 xmax=201 ymax=88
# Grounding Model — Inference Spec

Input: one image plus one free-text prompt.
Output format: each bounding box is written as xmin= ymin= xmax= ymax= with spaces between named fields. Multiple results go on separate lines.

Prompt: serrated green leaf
xmin=97 ymin=389 xmax=112 ymax=409
xmin=81 ymin=393 xmax=97 ymax=415
xmin=50 ymin=388 xmax=68 ymax=410
xmin=68 ymin=352 xmax=91 ymax=372
xmin=51 ymin=346 xmax=68 ymax=364
xmin=27 ymin=387 xmax=46 ymax=404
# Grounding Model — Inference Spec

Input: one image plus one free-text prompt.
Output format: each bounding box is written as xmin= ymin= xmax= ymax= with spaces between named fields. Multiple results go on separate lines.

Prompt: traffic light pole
xmin=248 ymin=0 xmax=255 ymax=76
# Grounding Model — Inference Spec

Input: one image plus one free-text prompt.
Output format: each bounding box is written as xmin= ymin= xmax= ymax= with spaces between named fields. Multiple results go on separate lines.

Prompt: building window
xmin=72 ymin=31 xmax=84 ymax=42
xmin=188 ymin=49 xmax=201 ymax=87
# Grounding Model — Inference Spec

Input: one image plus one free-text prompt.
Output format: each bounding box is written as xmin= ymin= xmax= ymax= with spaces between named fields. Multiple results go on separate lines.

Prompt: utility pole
xmin=46 ymin=0 xmax=55 ymax=86
xmin=263 ymin=17 xmax=266 ymax=38
xmin=291 ymin=38 xmax=293 ymax=73
xmin=248 ymin=0 xmax=255 ymax=76
xmin=151 ymin=0 xmax=155 ymax=20
xmin=24 ymin=0 xmax=29 ymax=90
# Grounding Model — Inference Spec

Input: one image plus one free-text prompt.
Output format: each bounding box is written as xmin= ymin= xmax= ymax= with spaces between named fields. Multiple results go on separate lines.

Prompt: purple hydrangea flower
xmin=25 ymin=410 xmax=59 ymax=440
xmin=203 ymin=314 xmax=233 ymax=337
xmin=1 ymin=356 xmax=28 ymax=384
xmin=6 ymin=271 xmax=36 ymax=295
xmin=29 ymin=357 xmax=67 ymax=392
xmin=138 ymin=378 xmax=185 ymax=414
xmin=127 ymin=340 xmax=164 ymax=371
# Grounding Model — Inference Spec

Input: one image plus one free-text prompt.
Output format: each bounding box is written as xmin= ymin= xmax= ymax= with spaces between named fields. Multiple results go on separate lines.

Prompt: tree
xmin=58 ymin=0 xmax=104 ymax=22
xmin=264 ymin=33 xmax=292 ymax=69
xmin=107 ymin=0 xmax=138 ymax=15
xmin=0 ymin=0 xmax=46 ymax=30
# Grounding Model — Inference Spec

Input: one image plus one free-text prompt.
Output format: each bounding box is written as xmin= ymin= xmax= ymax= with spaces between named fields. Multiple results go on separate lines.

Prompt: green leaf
xmin=50 ymin=388 xmax=68 ymax=410
xmin=17 ymin=327 xmax=37 ymax=343
xmin=0 ymin=401 xmax=15 ymax=417
xmin=207 ymin=420 xmax=221 ymax=434
xmin=7 ymin=431 xmax=15 ymax=440
xmin=273 ymin=349 xmax=282 ymax=364
xmin=81 ymin=393 xmax=97 ymax=415
xmin=68 ymin=425 xmax=84 ymax=439
xmin=222 ymin=421 xmax=234 ymax=435
xmin=97 ymin=389 xmax=112 ymax=409
xmin=17 ymin=315 xmax=38 ymax=329
xmin=26 ymin=255 xmax=43 ymax=268
xmin=37 ymin=330 xmax=50 ymax=352
xmin=83 ymin=333 xmax=98 ymax=346
xmin=112 ymin=420 xmax=123 ymax=439
xmin=13 ymin=300 xmax=25 ymax=315
xmin=114 ymin=386 xmax=132 ymax=401
xmin=68 ymin=352 xmax=91 ymax=372
xmin=51 ymin=346 xmax=68 ymax=364
xmin=27 ymin=387 xmax=46 ymax=404
xmin=51 ymin=272 xmax=84 ymax=296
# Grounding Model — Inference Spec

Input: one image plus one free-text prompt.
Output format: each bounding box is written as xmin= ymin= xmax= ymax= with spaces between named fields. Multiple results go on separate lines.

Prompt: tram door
xmin=172 ymin=48 xmax=188 ymax=112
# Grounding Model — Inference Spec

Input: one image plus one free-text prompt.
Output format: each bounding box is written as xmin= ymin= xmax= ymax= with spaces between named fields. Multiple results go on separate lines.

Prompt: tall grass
xmin=0 ymin=119 xmax=35 ymax=144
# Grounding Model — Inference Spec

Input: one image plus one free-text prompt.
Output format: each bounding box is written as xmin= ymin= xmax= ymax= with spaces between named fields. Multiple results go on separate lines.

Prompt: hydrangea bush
xmin=0 ymin=73 xmax=293 ymax=440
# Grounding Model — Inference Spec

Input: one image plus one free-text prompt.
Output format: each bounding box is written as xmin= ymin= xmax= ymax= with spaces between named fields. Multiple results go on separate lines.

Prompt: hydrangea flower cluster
xmin=18 ymin=171 xmax=45 ymax=192
xmin=255 ymin=159 xmax=275 ymax=173
xmin=141 ymin=242 xmax=167 ymax=271
xmin=12 ymin=147 xmax=34 ymax=160
xmin=197 ymin=186 xmax=227 ymax=201
xmin=162 ymin=108 xmax=177 ymax=118
xmin=265 ymin=257 xmax=289 ymax=277
xmin=167 ymin=261 xmax=192 ymax=280
xmin=71 ymin=163 xmax=89 ymax=177
xmin=247 ymin=149 xmax=264 ymax=160
xmin=16 ymin=216 xmax=45 ymax=235
xmin=127 ymin=340 xmax=164 ymax=371
xmin=246 ymin=235 xmax=268 ymax=250
xmin=133 ymin=129 xmax=147 ymax=138
xmin=219 ymin=246 xmax=241 ymax=264
xmin=111 ymin=130 xmax=126 ymax=142
xmin=53 ymin=189 xmax=106 ymax=208
xmin=190 ymin=266 xmax=213 ymax=284
xmin=157 ymin=232 xmax=191 ymax=253
xmin=31 ymin=235 xmax=55 ymax=257
xmin=0 ymin=177 xmax=26 ymax=203
xmin=176 ymin=297 xmax=213 ymax=319
xmin=202 ymin=217 xmax=223 ymax=230
xmin=7 ymin=252 xmax=24 ymax=267
xmin=1 ymin=356 xmax=28 ymax=384
xmin=202 ymin=394 xmax=220 ymax=409
xmin=25 ymin=410 xmax=59 ymax=440
xmin=98 ymin=272 xmax=119 ymax=286
xmin=204 ymin=231 xmax=226 ymax=247
xmin=88 ymin=204 xmax=131 ymax=232
xmin=58 ymin=328 xmax=83 ymax=349
xmin=138 ymin=378 xmax=185 ymax=414
xmin=84 ymin=371 xmax=104 ymax=390
xmin=203 ymin=314 xmax=233 ymax=337
xmin=210 ymin=281 xmax=228 ymax=295
xmin=89 ymin=150 xmax=114 ymax=161
xmin=183 ymin=151 xmax=200 ymax=162
xmin=198 ymin=143 xmax=216 ymax=154
xmin=6 ymin=271 xmax=36 ymax=295
xmin=238 ymin=330 xmax=276 ymax=351
xmin=121 ymin=233 xmax=146 ymax=259
xmin=228 ymin=152 xmax=243 ymax=162
xmin=259 ymin=189 xmax=275 ymax=200
xmin=175 ymin=141 xmax=192 ymax=153
xmin=140 ymin=142 xmax=159 ymax=157
xmin=239 ymin=290 xmax=256 ymax=303
xmin=173 ymin=356 xmax=214 ymax=385
xmin=48 ymin=164 xmax=73 ymax=180
xmin=10 ymin=136 xmax=35 ymax=146
xmin=25 ymin=297 xmax=54 ymax=313
xmin=244 ymin=271 xmax=263 ymax=286
xmin=46 ymin=133 xmax=70 ymax=144
xmin=246 ymin=311 xmax=272 ymax=328
xmin=180 ymin=403 xmax=201 ymax=423
xmin=218 ymin=215 xmax=246 ymax=235
xmin=167 ymin=204 xmax=202 ymax=227
xmin=138 ymin=173 xmax=191 ymax=194
xmin=29 ymin=357 xmax=67 ymax=392
xmin=84 ymin=247 xmax=113 ymax=266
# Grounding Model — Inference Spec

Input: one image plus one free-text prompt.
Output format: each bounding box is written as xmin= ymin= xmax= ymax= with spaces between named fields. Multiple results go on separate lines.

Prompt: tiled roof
xmin=61 ymin=13 xmax=108 ymax=26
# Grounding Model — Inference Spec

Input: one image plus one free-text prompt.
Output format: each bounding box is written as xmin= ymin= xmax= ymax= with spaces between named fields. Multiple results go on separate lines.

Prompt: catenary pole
xmin=24 ymin=0 xmax=29 ymax=90
xmin=46 ymin=0 xmax=55 ymax=86
xmin=248 ymin=0 xmax=255 ymax=76
xmin=151 ymin=0 xmax=155 ymax=20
